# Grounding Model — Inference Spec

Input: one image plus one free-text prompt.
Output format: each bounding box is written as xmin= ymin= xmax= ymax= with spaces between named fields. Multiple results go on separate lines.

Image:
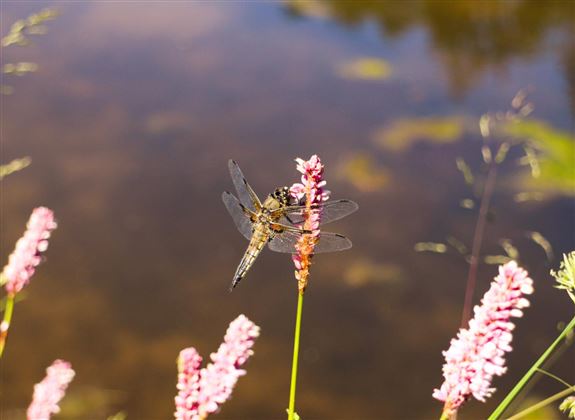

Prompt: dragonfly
xmin=222 ymin=159 xmax=358 ymax=290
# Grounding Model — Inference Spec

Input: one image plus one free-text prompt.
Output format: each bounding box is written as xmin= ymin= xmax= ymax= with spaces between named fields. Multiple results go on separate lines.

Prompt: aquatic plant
xmin=0 ymin=207 xmax=57 ymax=358
xmin=221 ymin=155 xmax=354 ymax=418
xmin=27 ymin=359 xmax=75 ymax=420
xmin=487 ymin=252 xmax=575 ymax=419
xmin=174 ymin=314 xmax=260 ymax=420
xmin=412 ymin=91 xmax=552 ymax=327
xmin=433 ymin=261 xmax=534 ymax=418
xmin=290 ymin=155 xmax=331 ymax=292
xmin=287 ymin=154 xmax=328 ymax=420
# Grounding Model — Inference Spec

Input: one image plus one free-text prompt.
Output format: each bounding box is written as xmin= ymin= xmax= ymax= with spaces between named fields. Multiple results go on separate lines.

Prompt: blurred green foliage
xmin=1 ymin=8 xmax=57 ymax=95
xmin=514 ymin=396 xmax=562 ymax=420
xmin=1 ymin=8 xmax=57 ymax=47
xmin=3 ymin=62 xmax=38 ymax=76
xmin=337 ymin=153 xmax=389 ymax=192
xmin=343 ymin=258 xmax=403 ymax=287
xmin=283 ymin=0 xmax=330 ymax=19
xmin=414 ymin=242 xmax=448 ymax=253
xmin=59 ymin=386 xmax=126 ymax=420
xmin=526 ymin=231 xmax=554 ymax=262
xmin=502 ymin=120 xmax=575 ymax=196
xmin=337 ymin=57 xmax=392 ymax=81
xmin=0 ymin=157 xmax=31 ymax=180
xmin=373 ymin=116 xmax=465 ymax=152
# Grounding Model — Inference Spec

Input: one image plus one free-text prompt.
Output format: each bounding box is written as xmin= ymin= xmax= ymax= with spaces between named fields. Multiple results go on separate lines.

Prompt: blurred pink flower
xmin=2 ymin=207 xmax=57 ymax=295
xmin=289 ymin=155 xmax=330 ymax=291
xmin=433 ymin=261 xmax=534 ymax=416
xmin=27 ymin=359 xmax=75 ymax=420
xmin=175 ymin=314 xmax=260 ymax=420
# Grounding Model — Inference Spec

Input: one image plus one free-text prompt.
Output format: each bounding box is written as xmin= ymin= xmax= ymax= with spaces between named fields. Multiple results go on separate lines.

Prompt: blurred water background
xmin=1 ymin=1 xmax=574 ymax=419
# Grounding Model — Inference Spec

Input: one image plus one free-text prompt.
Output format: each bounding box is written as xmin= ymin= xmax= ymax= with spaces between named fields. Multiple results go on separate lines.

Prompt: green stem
xmin=535 ymin=368 xmax=573 ymax=388
xmin=0 ymin=293 xmax=16 ymax=358
xmin=505 ymin=386 xmax=575 ymax=420
xmin=288 ymin=291 xmax=304 ymax=420
xmin=488 ymin=314 xmax=575 ymax=420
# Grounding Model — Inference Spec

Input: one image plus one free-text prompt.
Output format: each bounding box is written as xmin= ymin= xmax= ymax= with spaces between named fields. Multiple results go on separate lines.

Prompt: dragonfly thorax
xmin=270 ymin=186 xmax=291 ymax=207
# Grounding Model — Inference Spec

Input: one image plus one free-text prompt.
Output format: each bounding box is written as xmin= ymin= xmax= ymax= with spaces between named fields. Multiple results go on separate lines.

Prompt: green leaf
xmin=456 ymin=157 xmax=474 ymax=185
xmin=446 ymin=236 xmax=468 ymax=255
xmin=0 ymin=157 xmax=31 ymax=180
xmin=495 ymin=142 xmax=510 ymax=163
xmin=414 ymin=242 xmax=447 ymax=253
xmin=3 ymin=62 xmax=38 ymax=76
xmin=484 ymin=255 xmax=512 ymax=265
xmin=499 ymin=239 xmax=519 ymax=260
xmin=514 ymin=192 xmax=545 ymax=202
xmin=481 ymin=145 xmax=492 ymax=164
xmin=526 ymin=231 xmax=553 ymax=261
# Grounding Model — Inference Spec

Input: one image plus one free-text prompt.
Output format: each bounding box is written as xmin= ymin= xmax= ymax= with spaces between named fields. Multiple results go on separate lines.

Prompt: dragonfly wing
xmin=279 ymin=200 xmax=358 ymax=226
xmin=222 ymin=191 xmax=253 ymax=240
xmin=268 ymin=231 xmax=352 ymax=254
xmin=228 ymin=159 xmax=261 ymax=212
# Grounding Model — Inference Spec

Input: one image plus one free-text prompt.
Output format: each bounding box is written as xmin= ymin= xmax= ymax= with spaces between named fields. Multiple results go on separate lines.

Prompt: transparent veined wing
xmin=222 ymin=191 xmax=254 ymax=240
xmin=228 ymin=160 xmax=261 ymax=212
xmin=275 ymin=199 xmax=358 ymax=226
xmin=268 ymin=230 xmax=352 ymax=254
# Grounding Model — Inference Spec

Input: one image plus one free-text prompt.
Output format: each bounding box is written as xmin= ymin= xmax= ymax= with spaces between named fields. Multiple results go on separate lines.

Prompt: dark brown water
xmin=1 ymin=2 xmax=574 ymax=419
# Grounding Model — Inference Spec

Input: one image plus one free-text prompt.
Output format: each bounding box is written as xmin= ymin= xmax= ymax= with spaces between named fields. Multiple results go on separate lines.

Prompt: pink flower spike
xmin=289 ymin=155 xmax=331 ymax=292
xmin=174 ymin=315 xmax=260 ymax=420
xmin=27 ymin=359 xmax=75 ymax=420
xmin=433 ymin=261 xmax=534 ymax=417
xmin=2 ymin=207 xmax=57 ymax=295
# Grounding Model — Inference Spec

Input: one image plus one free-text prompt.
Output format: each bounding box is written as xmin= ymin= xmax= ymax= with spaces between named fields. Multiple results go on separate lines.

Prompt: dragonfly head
xmin=271 ymin=186 xmax=292 ymax=207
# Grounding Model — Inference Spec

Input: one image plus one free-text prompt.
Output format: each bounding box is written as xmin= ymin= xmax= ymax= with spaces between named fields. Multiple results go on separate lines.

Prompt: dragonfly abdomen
xmin=230 ymin=224 xmax=270 ymax=291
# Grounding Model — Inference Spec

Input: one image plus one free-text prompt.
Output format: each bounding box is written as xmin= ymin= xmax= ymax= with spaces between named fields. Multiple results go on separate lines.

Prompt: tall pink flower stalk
xmin=175 ymin=314 xmax=260 ymax=420
xmin=27 ymin=359 xmax=75 ymax=420
xmin=289 ymin=155 xmax=330 ymax=292
xmin=0 ymin=207 xmax=57 ymax=358
xmin=2 ymin=207 xmax=57 ymax=296
xmin=433 ymin=261 xmax=534 ymax=417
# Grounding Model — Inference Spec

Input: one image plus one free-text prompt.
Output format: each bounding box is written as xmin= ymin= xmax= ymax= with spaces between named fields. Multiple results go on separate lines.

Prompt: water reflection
xmin=284 ymin=0 xmax=575 ymax=100
xmin=1 ymin=1 xmax=573 ymax=419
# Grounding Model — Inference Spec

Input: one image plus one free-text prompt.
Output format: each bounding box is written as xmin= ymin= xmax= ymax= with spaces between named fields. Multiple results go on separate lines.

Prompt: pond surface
xmin=1 ymin=1 xmax=574 ymax=419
